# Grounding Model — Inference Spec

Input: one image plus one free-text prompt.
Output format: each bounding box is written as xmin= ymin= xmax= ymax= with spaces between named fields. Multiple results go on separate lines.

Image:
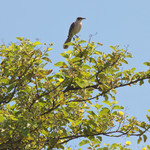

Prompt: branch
xmin=63 ymin=84 xmax=99 ymax=93
xmin=63 ymin=54 xmax=121 ymax=93
xmin=28 ymin=80 xmax=64 ymax=111
xmin=40 ymin=104 xmax=60 ymax=116
xmin=116 ymin=76 xmax=150 ymax=89
xmin=95 ymin=53 xmax=121 ymax=84
xmin=57 ymin=125 xmax=150 ymax=146
xmin=57 ymin=129 xmax=132 ymax=145
xmin=66 ymin=76 xmax=150 ymax=103
xmin=0 ymin=85 xmax=17 ymax=105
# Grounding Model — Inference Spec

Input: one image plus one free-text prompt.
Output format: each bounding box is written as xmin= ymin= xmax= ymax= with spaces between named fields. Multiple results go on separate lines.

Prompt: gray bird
xmin=63 ymin=17 xmax=86 ymax=49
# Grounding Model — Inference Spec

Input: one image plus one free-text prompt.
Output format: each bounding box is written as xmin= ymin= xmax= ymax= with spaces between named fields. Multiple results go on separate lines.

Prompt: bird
xmin=63 ymin=17 xmax=86 ymax=49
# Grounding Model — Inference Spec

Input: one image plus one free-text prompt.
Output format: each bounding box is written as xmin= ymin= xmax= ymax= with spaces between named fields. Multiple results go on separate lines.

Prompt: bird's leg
xmin=73 ymin=35 xmax=80 ymax=41
xmin=75 ymin=35 xmax=79 ymax=38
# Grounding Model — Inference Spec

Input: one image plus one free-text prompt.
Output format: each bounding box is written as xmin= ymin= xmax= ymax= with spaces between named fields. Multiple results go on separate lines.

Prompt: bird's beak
xmin=82 ymin=18 xmax=86 ymax=20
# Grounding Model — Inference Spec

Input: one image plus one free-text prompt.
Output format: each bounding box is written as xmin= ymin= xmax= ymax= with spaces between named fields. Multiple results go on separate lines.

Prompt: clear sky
xmin=1 ymin=0 xmax=150 ymax=149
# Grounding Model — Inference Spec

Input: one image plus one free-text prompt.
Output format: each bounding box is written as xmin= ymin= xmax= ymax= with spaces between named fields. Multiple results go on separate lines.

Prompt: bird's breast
xmin=73 ymin=22 xmax=82 ymax=35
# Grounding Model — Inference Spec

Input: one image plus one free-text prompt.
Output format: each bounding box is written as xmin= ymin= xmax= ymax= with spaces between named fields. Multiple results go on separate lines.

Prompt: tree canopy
xmin=0 ymin=37 xmax=150 ymax=150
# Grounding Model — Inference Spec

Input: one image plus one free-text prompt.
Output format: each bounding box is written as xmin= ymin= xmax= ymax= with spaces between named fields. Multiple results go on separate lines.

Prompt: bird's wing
xmin=68 ymin=22 xmax=75 ymax=37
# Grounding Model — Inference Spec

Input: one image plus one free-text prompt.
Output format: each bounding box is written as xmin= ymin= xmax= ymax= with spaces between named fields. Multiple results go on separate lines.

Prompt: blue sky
xmin=1 ymin=0 xmax=150 ymax=149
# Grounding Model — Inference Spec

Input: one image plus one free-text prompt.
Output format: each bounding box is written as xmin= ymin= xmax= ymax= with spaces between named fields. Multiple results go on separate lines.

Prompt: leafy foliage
xmin=0 ymin=38 xmax=150 ymax=149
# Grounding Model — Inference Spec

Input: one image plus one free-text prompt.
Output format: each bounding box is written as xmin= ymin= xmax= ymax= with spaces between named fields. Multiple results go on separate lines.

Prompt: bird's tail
xmin=63 ymin=36 xmax=72 ymax=49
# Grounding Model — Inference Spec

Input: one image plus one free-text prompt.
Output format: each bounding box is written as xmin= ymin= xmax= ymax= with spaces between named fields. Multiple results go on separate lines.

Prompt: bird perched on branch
xmin=63 ymin=17 xmax=86 ymax=49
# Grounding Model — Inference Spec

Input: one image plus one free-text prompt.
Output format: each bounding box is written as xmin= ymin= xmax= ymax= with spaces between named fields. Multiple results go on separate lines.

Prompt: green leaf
xmin=21 ymin=128 xmax=29 ymax=137
xmin=95 ymin=103 xmax=103 ymax=109
xmin=74 ymin=120 xmax=82 ymax=126
xmin=54 ymin=61 xmax=66 ymax=67
xmin=99 ymin=107 xmax=110 ymax=116
xmin=97 ymin=136 xmax=102 ymax=141
xmin=32 ymin=41 xmax=42 ymax=46
xmin=47 ymin=47 xmax=53 ymax=51
xmin=139 ymin=80 xmax=144 ymax=86
xmin=0 ymin=115 xmax=5 ymax=122
xmin=67 ymin=118 xmax=74 ymax=122
xmin=111 ymin=89 xmax=117 ymax=94
xmin=88 ymin=43 xmax=94 ymax=47
xmin=113 ymin=105 xmax=124 ymax=110
xmin=66 ymin=50 xmax=72 ymax=54
xmin=79 ymin=140 xmax=90 ymax=146
xmin=62 ymin=109 xmax=68 ymax=117
xmin=109 ymin=46 xmax=116 ymax=50
xmin=64 ymin=42 xmax=74 ymax=46
xmin=131 ymin=67 xmax=136 ymax=72
xmin=87 ymin=111 xmax=97 ymax=117
xmin=102 ymin=101 xmax=112 ymax=106
xmin=104 ymin=94 xmax=108 ymax=101
xmin=74 ymin=38 xmax=80 ymax=41
xmin=10 ymin=104 xmax=16 ymax=110
xmin=71 ymin=57 xmax=81 ymax=62
xmin=143 ymin=135 xmax=147 ymax=142
xmin=90 ymin=57 xmax=96 ymax=63
xmin=38 ymin=102 xmax=46 ymax=107
xmin=41 ymin=129 xmax=49 ymax=136
xmin=75 ymin=78 xmax=88 ymax=88
xmin=137 ymin=136 xmax=142 ymax=144
xmin=7 ymin=84 xmax=15 ymax=93
xmin=97 ymin=147 xmax=108 ymax=150
xmin=78 ymin=40 xmax=86 ymax=44
xmin=143 ymin=62 xmax=150 ymax=66
xmin=16 ymin=37 xmax=24 ymax=41
xmin=94 ymin=50 xmax=102 ymax=55
xmin=126 ymin=52 xmax=133 ymax=58
xmin=42 ymin=57 xmax=52 ymax=63
xmin=82 ymin=64 xmax=91 ymax=70
xmin=110 ymin=143 xmax=118 ymax=148
xmin=121 ymin=59 xmax=128 ymax=64
xmin=10 ymin=115 xmax=18 ymax=121
xmin=60 ymin=53 xmax=69 ymax=58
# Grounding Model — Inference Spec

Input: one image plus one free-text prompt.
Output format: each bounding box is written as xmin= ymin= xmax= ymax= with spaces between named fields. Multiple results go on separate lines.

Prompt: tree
xmin=0 ymin=37 xmax=150 ymax=150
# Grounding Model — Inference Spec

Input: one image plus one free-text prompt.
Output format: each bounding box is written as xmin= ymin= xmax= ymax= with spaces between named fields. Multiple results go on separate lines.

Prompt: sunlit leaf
xmin=60 ymin=53 xmax=69 ymax=58
xmin=99 ymin=107 xmax=110 ymax=116
xmin=42 ymin=57 xmax=52 ymax=63
xmin=113 ymin=105 xmax=124 ymax=110
xmin=16 ymin=37 xmax=24 ymax=41
xmin=95 ymin=103 xmax=103 ymax=109
xmin=112 ymin=89 xmax=117 ymax=94
xmin=45 ymin=69 xmax=53 ymax=75
xmin=54 ymin=61 xmax=66 ymax=67
xmin=109 ymin=46 xmax=116 ymax=50
xmin=126 ymin=141 xmax=131 ymax=145
xmin=121 ymin=59 xmax=128 ymax=64
xmin=78 ymin=40 xmax=86 ymax=44
xmin=64 ymin=42 xmax=74 ymax=46
xmin=118 ymin=111 xmax=124 ymax=116
xmin=97 ymin=42 xmax=103 ymax=46
xmin=82 ymin=64 xmax=91 ymax=70
xmin=32 ymin=41 xmax=42 ymax=46
xmin=79 ymin=140 xmax=90 ymax=146
xmin=143 ymin=62 xmax=150 ymax=66
xmin=0 ymin=115 xmax=5 ymax=122
xmin=87 ymin=111 xmax=97 ymax=117
xmin=102 ymin=101 xmax=112 ymax=106
xmin=47 ymin=47 xmax=53 ymax=51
